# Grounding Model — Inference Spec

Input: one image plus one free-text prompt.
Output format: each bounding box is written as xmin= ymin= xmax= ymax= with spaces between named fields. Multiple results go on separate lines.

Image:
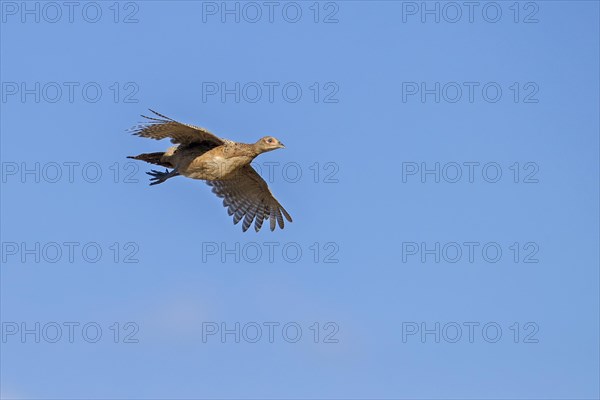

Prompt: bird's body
xmin=128 ymin=110 xmax=292 ymax=232
xmin=181 ymin=143 xmax=258 ymax=180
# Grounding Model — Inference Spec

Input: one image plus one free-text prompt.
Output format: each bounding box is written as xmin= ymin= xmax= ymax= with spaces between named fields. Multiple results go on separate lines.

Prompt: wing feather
xmin=269 ymin=206 xmax=277 ymax=231
xmin=242 ymin=206 xmax=256 ymax=232
xmin=276 ymin=208 xmax=285 ymax=229
xmin=254 ymin=203 xmax=265 ymax=232
xmin=129 ymin=109 xmax=225 ymax=146
xmin=206 ymin=165 xmax=292 ymax=232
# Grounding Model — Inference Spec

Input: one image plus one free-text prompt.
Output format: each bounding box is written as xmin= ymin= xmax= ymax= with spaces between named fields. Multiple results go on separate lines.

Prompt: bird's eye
xmin=267 ymin=138 xmax=273 ymax=143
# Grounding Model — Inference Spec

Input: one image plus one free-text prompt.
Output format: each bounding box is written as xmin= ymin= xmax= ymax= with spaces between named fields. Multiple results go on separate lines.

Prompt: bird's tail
xmin=127 ymin=152 xmax=171 ymax=168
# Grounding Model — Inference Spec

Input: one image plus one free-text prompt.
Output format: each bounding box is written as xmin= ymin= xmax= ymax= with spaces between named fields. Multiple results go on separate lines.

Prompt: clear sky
xmin=1 ymin=1 xmax=599 ymax=399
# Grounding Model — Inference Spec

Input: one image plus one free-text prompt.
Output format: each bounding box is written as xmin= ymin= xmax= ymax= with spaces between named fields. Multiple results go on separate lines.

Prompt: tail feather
xmin=127 ymin=152 xmax=171 ymax=168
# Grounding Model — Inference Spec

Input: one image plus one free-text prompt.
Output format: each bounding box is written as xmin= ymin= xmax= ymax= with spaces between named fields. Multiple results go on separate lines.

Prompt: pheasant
xmin=127 ymin=110 xmax=292 ymax=232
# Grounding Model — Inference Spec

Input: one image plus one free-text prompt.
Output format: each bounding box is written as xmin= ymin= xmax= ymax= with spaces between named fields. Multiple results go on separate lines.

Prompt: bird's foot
xmin=147 ymin=168 xmax=178 ymax=185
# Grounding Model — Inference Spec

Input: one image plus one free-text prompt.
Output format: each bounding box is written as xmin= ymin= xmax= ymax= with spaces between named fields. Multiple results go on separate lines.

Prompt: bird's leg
xmin=147 ymin=168 xmax=180 ymax=186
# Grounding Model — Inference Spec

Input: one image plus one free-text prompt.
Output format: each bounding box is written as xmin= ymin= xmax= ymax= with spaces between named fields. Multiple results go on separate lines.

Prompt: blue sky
xmin=1 ymin=1 xmax=599 ymax=399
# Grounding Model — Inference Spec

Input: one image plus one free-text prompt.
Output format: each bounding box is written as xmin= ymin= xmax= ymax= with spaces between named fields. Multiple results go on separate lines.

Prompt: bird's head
xmin=256 ymin=136 xmax=285 ymax=152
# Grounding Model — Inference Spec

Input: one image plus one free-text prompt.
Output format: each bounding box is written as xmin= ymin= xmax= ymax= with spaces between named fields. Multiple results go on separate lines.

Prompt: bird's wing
xmin=207 ymin=165 xmax=293 ymax=232
xmin=129 ymin=109 xmax=226 ymax=145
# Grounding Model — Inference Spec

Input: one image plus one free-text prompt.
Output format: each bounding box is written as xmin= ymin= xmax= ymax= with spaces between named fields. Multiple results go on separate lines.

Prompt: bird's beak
xmin=278 ymin=143 xmax=285 ymax=148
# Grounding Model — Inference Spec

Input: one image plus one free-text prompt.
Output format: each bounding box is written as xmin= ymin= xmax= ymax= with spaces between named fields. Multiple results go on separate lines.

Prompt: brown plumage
xmin=127 ymin=110 xmax=292 ymax=232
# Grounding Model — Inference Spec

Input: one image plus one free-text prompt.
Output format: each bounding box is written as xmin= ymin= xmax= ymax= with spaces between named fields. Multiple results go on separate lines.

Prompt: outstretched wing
xmin=129 ymin=109 xmax=226 ymax=146
xmin=207 ymin=165 xmax=293 ymax=232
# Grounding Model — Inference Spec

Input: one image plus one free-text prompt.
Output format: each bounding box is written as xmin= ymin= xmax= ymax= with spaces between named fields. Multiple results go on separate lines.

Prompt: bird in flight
xmin=127 ymin=110 xmax=292 ymax=232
